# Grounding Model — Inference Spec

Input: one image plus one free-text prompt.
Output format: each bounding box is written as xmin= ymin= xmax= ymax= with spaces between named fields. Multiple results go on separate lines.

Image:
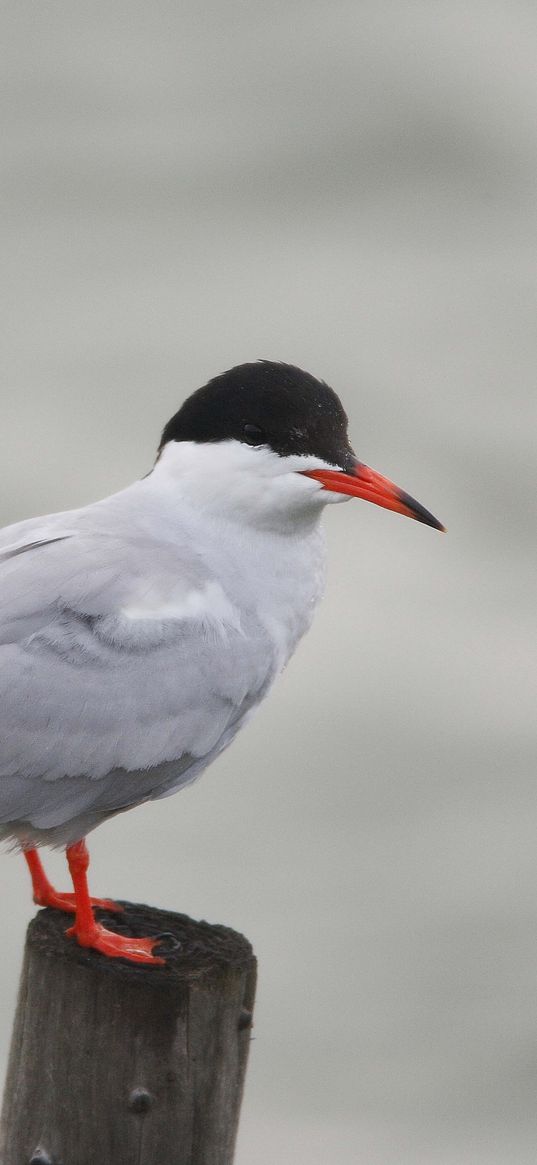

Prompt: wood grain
xmin=0 ymin=902 xmax=256 ymax=1165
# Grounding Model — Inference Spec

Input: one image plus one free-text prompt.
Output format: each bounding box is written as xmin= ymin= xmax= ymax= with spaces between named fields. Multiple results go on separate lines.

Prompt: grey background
xmin=2 ymin=3 xmax=536 ymax=1162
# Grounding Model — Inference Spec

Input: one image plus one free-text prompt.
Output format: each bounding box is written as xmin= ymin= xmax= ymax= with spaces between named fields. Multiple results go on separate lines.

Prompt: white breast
xmin=142 ymin=437 xmax=331 ymax=673
xmin=224 ymin=521 xmax=327 ymax=673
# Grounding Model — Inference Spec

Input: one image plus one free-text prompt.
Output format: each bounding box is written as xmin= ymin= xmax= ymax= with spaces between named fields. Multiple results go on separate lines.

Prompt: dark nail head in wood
xmin=128 ymin=1087 xmax=154 ymax=1114
xmin=238 ymin=1008 xmax=253 ymax=1030
xmin=29 ymin=1149 xmax=53 ymax=1165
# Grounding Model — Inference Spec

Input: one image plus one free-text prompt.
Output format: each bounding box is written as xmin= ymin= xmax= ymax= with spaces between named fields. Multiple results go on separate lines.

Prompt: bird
xmin=0 ymin=361 xmax=443 ymax=964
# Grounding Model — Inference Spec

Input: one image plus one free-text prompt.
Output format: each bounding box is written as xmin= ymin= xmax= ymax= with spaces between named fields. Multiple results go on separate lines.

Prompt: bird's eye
xmin=242 ymin=424 xmax=266 ymax=446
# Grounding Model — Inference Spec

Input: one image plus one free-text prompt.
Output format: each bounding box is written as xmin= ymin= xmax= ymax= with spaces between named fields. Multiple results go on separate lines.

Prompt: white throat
xmin=151 ymin=439 xmax=349 ymax=532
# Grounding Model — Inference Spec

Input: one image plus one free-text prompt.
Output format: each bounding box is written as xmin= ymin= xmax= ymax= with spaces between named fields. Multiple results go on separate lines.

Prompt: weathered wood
xmin=0 ymin=901 xmax=256 ymax=1165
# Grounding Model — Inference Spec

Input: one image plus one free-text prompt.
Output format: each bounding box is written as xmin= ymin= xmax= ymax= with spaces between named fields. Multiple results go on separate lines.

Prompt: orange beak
xmin=302 ymin=463 xmax=445 ymax=531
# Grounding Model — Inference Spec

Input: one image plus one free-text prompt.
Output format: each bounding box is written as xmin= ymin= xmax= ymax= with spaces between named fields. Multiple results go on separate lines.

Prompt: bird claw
xmin=65 ymin=920 xmax=165 ymax=965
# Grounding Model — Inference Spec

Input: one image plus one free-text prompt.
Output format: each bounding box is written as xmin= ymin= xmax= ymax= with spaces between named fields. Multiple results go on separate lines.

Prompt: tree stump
xmin=0 ymin=902 xmax=256 ymax=1165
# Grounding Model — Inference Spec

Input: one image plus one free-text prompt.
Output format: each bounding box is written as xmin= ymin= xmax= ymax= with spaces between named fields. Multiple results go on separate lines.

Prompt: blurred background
xmin=2 ymin=2 xmax=536 ymax=1162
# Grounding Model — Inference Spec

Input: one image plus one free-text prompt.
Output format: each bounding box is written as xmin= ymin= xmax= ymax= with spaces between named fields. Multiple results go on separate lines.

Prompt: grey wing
xmin=0 ymin=518 xmax=273 ymax=844
xmin=0 ymin=512 xmax=78 ymax=643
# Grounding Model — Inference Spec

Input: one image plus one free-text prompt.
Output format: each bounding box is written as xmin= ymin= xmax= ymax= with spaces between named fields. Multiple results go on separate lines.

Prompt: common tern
xmin=0 ymin=361 xmax=443 ymax=963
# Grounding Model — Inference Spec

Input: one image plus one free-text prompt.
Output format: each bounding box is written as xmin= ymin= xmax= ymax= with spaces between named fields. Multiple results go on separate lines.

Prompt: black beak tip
xmin=399 ymin=490 xmax=446 ymax=533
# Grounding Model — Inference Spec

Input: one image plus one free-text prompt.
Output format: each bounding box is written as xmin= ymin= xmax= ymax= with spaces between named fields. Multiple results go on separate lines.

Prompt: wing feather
xmin=0 ymin=534 xmax=73 ymax=563
xmin=0 ymin=495 xmax=277 ymax=841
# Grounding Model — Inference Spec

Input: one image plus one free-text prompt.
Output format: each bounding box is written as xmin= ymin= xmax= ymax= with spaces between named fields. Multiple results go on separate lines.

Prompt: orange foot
xmin=66 ymin=920 xmax=165 ymax=965
xmin=25 ymin=850 xmax=122 ymax=914
xmin=34 ymin=887 xmax=122 ymax=913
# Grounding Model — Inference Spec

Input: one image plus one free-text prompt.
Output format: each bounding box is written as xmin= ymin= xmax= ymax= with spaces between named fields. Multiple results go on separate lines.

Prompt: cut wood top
xmin=25 ymin=901 xmax=256 ymax=987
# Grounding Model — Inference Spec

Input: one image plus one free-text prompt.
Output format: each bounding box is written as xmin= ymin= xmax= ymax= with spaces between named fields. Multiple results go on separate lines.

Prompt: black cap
xmin=160 ymin=361 xmax=356 ymax=473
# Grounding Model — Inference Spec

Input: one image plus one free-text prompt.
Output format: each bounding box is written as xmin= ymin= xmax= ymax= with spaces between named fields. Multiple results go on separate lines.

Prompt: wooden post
xmin=0 ymin=901 xmax=256 ymax=1165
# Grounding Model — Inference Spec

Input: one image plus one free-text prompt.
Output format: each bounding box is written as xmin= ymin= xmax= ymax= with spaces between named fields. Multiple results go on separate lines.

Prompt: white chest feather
xmin=230 ymin=522 xmax=327 ymax=672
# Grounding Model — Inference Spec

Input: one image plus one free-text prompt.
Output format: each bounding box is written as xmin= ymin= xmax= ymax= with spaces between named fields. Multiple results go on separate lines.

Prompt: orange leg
xmin=24 ymin=848 xmax=121 ymax=914
xmin=65 ymin=839 xmax=164 ymax=965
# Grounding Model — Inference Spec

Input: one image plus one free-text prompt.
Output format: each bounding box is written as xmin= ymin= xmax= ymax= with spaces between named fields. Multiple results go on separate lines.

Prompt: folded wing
xmin=0 ymin=508 xmax=275 ymax=844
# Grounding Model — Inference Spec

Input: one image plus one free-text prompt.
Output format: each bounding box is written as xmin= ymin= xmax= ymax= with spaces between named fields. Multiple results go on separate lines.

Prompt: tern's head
xmin=156 ymin=360 xmax=444 ymax=532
